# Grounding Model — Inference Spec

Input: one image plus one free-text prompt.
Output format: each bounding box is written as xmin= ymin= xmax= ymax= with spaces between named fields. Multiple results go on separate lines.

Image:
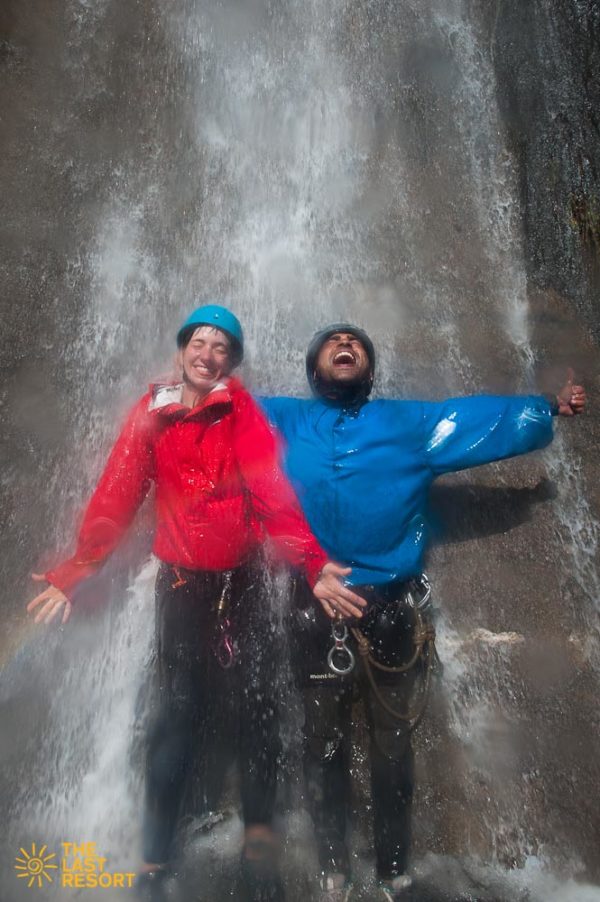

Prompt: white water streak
xmin=21 ymin=559 xmax=156 ymax=874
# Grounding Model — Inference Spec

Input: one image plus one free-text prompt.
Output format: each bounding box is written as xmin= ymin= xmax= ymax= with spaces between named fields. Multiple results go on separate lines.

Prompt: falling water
xmin=2 ymin=1 xmax=599 ymax=900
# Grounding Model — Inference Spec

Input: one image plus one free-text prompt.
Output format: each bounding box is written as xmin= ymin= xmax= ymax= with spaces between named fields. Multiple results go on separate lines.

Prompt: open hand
xmin=312 ymin=562 xmax=367 ymax=619
xmin=557 ymin=368 xmax=586 ymax=417
xmin=27 ymin=574 xmax=72 ymax=625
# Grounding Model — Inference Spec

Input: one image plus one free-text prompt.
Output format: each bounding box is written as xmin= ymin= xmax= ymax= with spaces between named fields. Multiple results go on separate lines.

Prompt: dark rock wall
xmin=1 ymin=0 xmax=599 ymax=893
xmin=491 ymin=0 xmax=600 ymax=341
xmin=0 ymin=0 xmax=177 ymax=642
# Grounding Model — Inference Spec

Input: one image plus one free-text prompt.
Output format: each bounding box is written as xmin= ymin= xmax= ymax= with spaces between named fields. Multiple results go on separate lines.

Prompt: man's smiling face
xmin=314 ymin=331 xmax=371 ymax=388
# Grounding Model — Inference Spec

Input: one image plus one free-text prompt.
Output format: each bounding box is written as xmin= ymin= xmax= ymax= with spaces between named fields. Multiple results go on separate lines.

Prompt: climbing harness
xmin=327 ymin=617 xmax=356 ymax=675
xmin=214 ymin=572 xmax=237 ymax=669
xmin=171 ymin=566 xmax=188 ymax=589
xmin=352 ymin=573 xmax=439 ymax=731
xmin=326 ymin=573 xmax=440 ymax=731
xmin=170 ymin=565 xmax=239 ymax=669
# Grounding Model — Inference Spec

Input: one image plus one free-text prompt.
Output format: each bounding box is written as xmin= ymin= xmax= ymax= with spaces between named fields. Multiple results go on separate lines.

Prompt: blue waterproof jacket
xmin=259 ymin=394 xmax=554 ymax=586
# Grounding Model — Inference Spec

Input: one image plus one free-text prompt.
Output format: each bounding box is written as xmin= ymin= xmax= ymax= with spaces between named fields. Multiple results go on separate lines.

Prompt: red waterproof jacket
xmin=46 ymin=377 xmax=328 ymax=598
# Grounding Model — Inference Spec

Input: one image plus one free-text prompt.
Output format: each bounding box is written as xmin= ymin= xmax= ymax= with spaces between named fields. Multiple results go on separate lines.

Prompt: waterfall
xmin=2 ymin=1 xmax=599 ymax=899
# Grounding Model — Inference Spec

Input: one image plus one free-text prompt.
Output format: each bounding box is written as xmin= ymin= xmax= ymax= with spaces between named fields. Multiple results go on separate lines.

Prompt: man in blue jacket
xmin=259 ymin=324 xmax=585 ymax=902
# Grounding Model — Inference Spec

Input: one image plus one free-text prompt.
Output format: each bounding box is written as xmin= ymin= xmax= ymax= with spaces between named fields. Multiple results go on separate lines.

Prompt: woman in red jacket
xmin=27 ymin=304 xmax=364 ymax=902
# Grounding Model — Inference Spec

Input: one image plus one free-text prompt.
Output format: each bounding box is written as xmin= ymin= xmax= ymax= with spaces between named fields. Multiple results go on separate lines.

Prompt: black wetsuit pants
xmin=143 ymin=561 xmax=279 ymax=864
xmin=291 ymin=579 xmax=418 ymax=881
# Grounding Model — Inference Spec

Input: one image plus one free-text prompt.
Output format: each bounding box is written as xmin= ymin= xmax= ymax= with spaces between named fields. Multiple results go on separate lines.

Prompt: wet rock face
xmin=1 ymin=1 xmax=600 ymax=898
xmin=0 ymin=0 xmax=175 ymax=628
xmin=490 ymin=0 xmax=600 ymax=340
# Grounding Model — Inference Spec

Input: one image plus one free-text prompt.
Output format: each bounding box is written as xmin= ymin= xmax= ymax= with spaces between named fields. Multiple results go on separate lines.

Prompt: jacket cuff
xmin=45 ymin=559 xmax=100 ymax=600
xmin=542 ymin=393 xmax=560 ymax=416
xmin=303 ymin=549 xmax=329 ymax=588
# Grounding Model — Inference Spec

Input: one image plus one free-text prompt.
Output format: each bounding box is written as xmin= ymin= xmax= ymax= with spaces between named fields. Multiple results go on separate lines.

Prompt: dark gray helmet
xmin=305 ymin=323 xmax=376 ymax=396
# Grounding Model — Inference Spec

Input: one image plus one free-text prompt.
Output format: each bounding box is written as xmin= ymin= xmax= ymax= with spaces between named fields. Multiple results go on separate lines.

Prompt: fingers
xmin=319 ymin=580 xmax=366 ymax=613
xmin=319 ymin=598 xmax=336 ymax=619
xmin=31 ymin=572 xmax=47 ymax=582
xmin=314 ymin=563 xmax=366 ymax=618
xmin=563 ymin=386 xmax=585 ymax=415
xmin=323 ymin=563 xmax=352 ymax=577
xmin=27 ymin=590 xmax=51 ymax=614
xmin=347 ymin=590 xmax=365 ymax=606
xmin=43 ymin=601 xmax=62 ymax=625
xmin=41 ymin=597 xmax=71 ymax=625
xmin=317 ymin=595 xmax=362 ymax=619
xmin=320 ymin=566 xmax=366 ymax=605
xmin=335 ymin=594 xmax=365 ymax=615
xmin=43 ymin=599 xmax=68 ymax=626
xmin=557 ymin=374 xmax=586 ymax=416
xmin=335 ymin=598 xmax=366 ymax=618
xmin=32 ymin=596 xmax=55 ymax=623
xmin=33 ymin=596 xmax=61 ymax=624
xmin=334 ymin=582 xmax=366 ymax=606
xmin=27 ymin=584 xmax=70 ymax=626
xmin=314 ymin=586 xmax=366 ymax=618
xmin=571 ymin=386 xmax=586 ymax=413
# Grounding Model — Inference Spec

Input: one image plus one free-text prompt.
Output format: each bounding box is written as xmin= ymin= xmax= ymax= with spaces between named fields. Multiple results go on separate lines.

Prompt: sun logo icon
xmin=15 ymin=843 xmax=58 ymax=888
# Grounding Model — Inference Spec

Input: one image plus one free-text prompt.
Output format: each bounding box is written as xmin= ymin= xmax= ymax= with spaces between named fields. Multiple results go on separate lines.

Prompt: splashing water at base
xmin=2 ymin=0 xmax=599 ymax=899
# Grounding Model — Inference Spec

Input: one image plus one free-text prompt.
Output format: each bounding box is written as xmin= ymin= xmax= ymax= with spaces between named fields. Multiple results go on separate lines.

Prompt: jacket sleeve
xmin=257 ymin=396 xmax=297 ymax=432
xmin=45 ymin=396 xmax=155 ymax=598
xmin=233 ymin=389 xmax=328 ymax=586
xmin=422 ymin=394 xmax=554 ymax=476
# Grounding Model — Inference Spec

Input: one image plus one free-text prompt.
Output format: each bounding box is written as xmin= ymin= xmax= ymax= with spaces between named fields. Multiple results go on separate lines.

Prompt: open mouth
xmin=332 ymin=349 xmax=356 ymax=366
xmin=192 ymin=363 xmax=214 ymax=376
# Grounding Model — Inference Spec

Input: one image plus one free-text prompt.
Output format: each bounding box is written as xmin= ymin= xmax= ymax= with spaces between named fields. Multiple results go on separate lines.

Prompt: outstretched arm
xmin=27 ymin=396 xmax=155 ymax=624
xmin=422 ymin=372 xmax=585 ymax=476
xmin=233 ymin=388 xmax=366 ymax=617
xmin=422 ymin=393 xmax=554 ymax=475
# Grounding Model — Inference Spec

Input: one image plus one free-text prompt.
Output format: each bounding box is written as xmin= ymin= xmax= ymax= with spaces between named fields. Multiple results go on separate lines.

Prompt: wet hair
xmin=176 ymin=323 xmax=232 ymax=350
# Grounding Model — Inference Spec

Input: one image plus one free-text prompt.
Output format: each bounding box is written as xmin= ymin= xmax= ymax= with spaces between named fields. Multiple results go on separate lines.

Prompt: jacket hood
xmin=305 ymin=323 xmax=376 ymax=399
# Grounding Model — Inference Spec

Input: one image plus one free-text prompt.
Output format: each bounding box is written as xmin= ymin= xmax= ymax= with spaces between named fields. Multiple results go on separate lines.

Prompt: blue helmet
xmin=177 ymin=303 xmax=244 ymax=366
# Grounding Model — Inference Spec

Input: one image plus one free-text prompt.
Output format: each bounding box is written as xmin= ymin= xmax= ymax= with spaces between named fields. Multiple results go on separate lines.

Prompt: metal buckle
xmin=327 ymin=619 xmax=355 ymax=675
xmin=215 ymin=617 xmax=235 ymax=669
xmin=214 ymin=573 xmax=236 ymax=669
xmin=412 ymin=572 xmax=431 ymax=610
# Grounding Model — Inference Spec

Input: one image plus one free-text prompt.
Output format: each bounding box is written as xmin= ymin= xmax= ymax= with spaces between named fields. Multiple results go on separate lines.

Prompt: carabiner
xmin=216 ymin=633 xmax=235 ymax=669
xmin=214 ymin=613 xmax=236 ymax=669
xmin=415 ymin=572 xmax=431 ymax=609
xmin=327 ymin=619 xmax=355 ymax=675
xmin=407 ymin=572 xmax=431 ymax=611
